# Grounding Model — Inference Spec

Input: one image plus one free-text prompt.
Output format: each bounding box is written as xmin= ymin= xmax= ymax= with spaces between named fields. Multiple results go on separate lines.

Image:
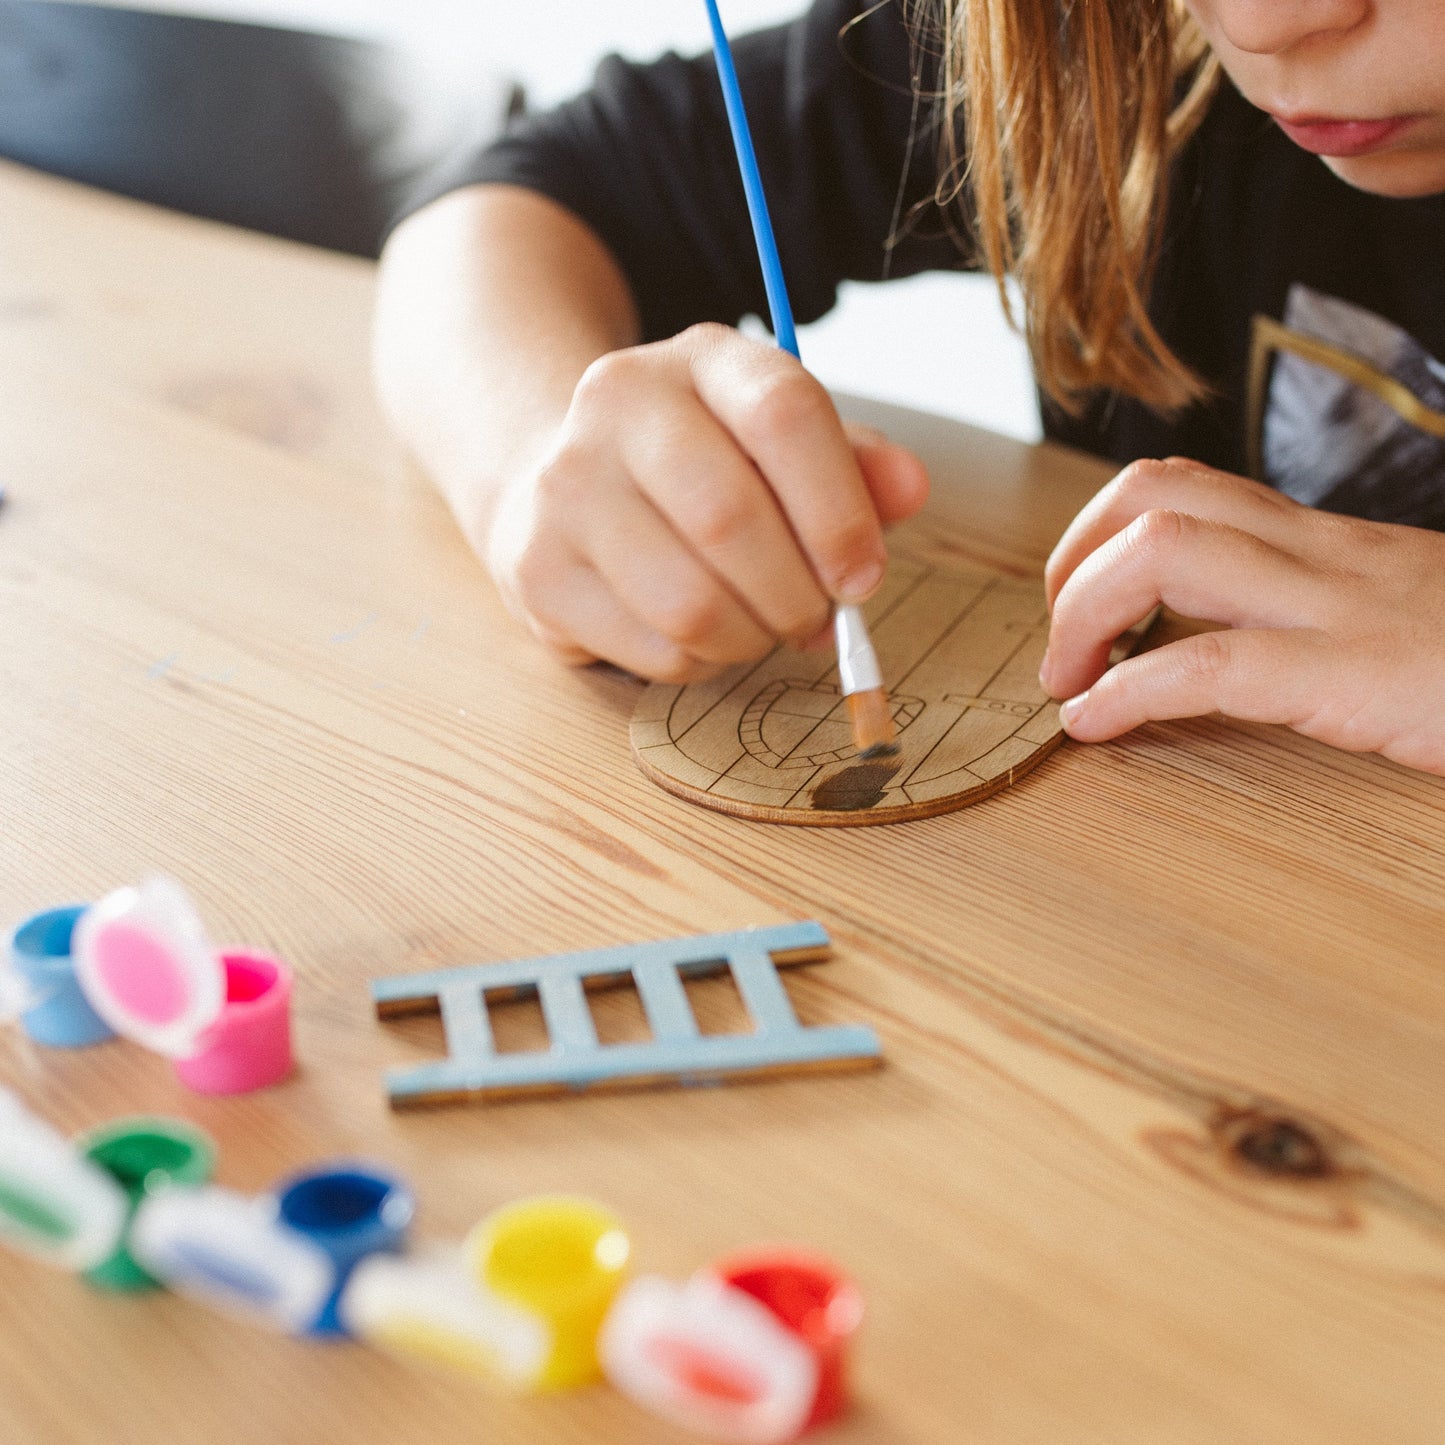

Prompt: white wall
xmin=79 ymin=0 xmax=857 ymax=103
xmin=73 ymin=0 xmax=1041 ymax=439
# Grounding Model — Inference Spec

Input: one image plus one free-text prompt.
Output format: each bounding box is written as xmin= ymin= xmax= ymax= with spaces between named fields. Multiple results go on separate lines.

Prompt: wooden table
xmin=2 ymin=159 xmax=1444 ymax=1445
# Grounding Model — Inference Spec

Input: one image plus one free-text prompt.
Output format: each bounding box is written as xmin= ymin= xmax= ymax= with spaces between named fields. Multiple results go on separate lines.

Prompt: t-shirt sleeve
xmin=399 ymin=0 xmax=968 ymax=340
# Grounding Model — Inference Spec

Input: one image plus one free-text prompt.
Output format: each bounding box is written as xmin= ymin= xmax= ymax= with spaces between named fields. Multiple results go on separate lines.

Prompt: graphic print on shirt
xmin=1253 ymin=285 xmax=1445 ymax=528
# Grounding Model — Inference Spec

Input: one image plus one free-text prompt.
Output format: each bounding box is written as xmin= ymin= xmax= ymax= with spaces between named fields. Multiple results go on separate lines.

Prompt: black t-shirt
xmin=407 ymin=0 xmax=1445 ymax=528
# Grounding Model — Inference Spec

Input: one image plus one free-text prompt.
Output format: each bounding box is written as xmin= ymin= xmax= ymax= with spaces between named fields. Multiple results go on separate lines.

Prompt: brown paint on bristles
xmin=846 ymin=687 xmax=899 ymax=760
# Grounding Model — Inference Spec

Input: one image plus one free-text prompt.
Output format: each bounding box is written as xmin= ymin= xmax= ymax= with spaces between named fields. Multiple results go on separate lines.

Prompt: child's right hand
xmin=482 ymin=323 xmax=930 ymax=683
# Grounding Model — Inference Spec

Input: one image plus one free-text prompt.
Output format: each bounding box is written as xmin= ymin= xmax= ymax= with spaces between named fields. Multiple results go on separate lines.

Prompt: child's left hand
xmin=1040 ymin=458 xmax=1445 ymax=774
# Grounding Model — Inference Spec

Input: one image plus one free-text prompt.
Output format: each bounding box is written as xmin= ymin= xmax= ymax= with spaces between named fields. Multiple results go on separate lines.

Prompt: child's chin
xmin=1322 ymin=146 xmax=1445 ymax=199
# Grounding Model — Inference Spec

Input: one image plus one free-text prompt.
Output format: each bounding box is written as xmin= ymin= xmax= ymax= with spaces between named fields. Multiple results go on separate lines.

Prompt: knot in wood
xmin=1219 ymin=1111 xmax=1332 ymax=1179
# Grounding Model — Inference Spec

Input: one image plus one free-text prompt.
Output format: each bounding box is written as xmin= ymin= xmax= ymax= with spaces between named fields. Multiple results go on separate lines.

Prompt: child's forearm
xmin=373 ymin=184 xmax=641 ymax=549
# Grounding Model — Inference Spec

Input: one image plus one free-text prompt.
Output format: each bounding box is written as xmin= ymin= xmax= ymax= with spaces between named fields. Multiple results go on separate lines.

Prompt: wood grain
xmin=3 ymin=161 xmax=1445 ymax=1445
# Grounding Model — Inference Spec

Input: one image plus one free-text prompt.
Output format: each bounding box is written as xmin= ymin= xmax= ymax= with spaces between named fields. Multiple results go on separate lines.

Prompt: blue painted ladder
xmin=371 ymin=922 xmax=880 ymax=1107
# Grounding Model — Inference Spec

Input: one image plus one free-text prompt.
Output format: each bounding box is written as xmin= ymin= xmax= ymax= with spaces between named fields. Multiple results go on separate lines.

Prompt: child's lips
xmin=1271 ymin=112 xmax=1419 ymax=157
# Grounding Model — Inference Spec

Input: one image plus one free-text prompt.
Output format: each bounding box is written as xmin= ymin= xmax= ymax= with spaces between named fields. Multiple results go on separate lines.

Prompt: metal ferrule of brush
xmin=834 ymin=605 xmax=883 ymax=695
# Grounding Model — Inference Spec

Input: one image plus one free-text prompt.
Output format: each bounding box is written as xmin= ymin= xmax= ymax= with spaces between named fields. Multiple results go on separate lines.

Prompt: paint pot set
xmin=7 ymin=877 xmax=294 ymax=1094
xmin=0 ymin=1093 xmax=409 ymax=1326
xmin=342 ymin=1194 xmax=863 ymax=1440
xmin=6 ymin=887 xmax=861 ymax=1438
xmin=0 ymin=1090 xmax=861 ymax=1442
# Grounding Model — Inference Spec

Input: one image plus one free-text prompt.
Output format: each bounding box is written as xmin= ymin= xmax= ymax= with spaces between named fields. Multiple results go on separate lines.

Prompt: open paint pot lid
xmin=600 ymin=1272 xmax=819 ymax=1444
xmin=340 ymin=1248 xmax=552 ymax=1386
xmin=0 ymin=1091 xmax=129 ymax=1271
xmin=130 ymin=1185 xmax=337 ymax=1334
xmin=73 ymin=877 xmax=226 ymax=1058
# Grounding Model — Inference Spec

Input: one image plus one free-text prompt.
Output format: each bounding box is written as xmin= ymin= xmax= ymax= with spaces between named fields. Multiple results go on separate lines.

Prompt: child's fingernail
xmin=836 ymin=559 xmax=885 ymax=602
xmin=1060 ymin=692 xmax=1088 ymax=730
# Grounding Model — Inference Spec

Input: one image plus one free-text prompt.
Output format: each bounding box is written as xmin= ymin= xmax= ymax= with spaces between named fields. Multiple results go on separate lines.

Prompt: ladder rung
xmin=438 ymin=983 xmax=494 ymax=1057
xmin=386 ymin=1023 xmax=881 ymax=1103
xmin=633 ymin=959 xmax=700 ymax=1043
xmin=728 ymin=948 xmax=800 ymax=1033
xmin=537 ymin=973 xmax=598 ymax=1053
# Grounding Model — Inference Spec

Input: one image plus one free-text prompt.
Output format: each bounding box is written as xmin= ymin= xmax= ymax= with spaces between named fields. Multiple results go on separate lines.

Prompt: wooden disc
xmin=631 ymin=555 xmax=1077 ymax=826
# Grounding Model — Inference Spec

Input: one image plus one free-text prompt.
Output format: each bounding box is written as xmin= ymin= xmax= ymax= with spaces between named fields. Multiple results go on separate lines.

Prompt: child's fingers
xmin=619 ymin=394 xmax=834 ymax=647
xmin=523 ymin=556 xmax=721 ymax=684
xmin=845 ymin=426 xmax=930 ymax=527
xmin=1058 ymin=627 xmax=1335 ymax=741
xmin=572 ymin=477 xmax=777 ymax=667
xmin=1045 ymin=458 xmax=1304 ymax=609
xmin=1044 ymin=511 xmax=1325 ymax=699
xmin=683 ymin=328 xmax=888 ymax=602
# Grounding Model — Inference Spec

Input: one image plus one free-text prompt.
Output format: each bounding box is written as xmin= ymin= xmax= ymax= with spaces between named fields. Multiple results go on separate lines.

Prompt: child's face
xmin=1184 ymin=0 xmax=1445 ymax=197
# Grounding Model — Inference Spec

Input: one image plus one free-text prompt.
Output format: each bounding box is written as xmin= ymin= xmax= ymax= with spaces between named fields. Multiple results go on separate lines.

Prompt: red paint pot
xmin=705 ymin=1248 xmax=862 ymax=1432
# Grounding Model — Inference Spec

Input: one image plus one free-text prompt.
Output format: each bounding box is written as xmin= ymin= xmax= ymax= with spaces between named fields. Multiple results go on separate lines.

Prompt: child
xmin=374 ymin=0 xmax=1445 ymax=776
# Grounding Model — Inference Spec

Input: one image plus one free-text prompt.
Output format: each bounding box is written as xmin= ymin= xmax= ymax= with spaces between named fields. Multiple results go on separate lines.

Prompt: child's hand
xmin=483 ymin=323 xmax=929 ymax=682
xmin=1041 ymin=458 xmax=1445 ymax=774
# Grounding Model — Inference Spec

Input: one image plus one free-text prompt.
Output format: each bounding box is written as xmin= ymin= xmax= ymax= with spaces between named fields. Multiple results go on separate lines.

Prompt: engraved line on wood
xmin=867 ymin=697 xmax=972 ymax=800
xmin=668 ymin=653 xmax=773 ymax=750
xmin=890 ymin=573 xmax=999 ymax=692
xmin=779 ymin=699 xmax=924 ymax=810
xmin=972 ymin=605 xmax=1048 ymax=699
xmin=722 ymin=688 xmax=844 ymax=784
xmin=668 ymin=560 xmax=934 ymax=754
xmin=631 ymin=732 xmax=1066 ymax=826
xmin=738 ymin=680 xmax=830 ymax=769
xmin=631 ymin=557 xmax=1080 ymax=824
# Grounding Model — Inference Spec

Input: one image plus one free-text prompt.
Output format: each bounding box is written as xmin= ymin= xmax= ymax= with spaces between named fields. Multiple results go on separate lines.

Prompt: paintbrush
xmin=701 ymin=0 xmax=899 ymax=761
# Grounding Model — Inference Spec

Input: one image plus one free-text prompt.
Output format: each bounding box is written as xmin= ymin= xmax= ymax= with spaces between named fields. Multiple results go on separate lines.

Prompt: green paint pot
xmin=76 ymin=1117 xmax=216 ymax=1291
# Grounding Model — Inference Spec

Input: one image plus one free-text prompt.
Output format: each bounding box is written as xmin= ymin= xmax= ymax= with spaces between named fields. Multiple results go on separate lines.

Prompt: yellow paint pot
xmin=465 ymin=1195 xmax=630 ymax=1390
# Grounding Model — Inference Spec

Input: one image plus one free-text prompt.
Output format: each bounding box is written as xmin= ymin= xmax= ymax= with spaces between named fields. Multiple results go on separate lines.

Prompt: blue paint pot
xmin=11 ymin=906 xmax=115 ymax=1047
xmin=272 ymin=1164 xmax=414 ymax=1337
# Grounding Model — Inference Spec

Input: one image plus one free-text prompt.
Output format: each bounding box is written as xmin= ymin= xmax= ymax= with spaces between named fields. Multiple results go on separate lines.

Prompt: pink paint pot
xmin=75 ymin=878 xmax=296 ymax=1097
xmin=173 ymin=951 xmax=294 ymax=1095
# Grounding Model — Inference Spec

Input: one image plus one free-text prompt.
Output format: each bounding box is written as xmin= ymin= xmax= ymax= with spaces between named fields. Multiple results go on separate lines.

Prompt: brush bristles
xmin=846 ymin=688 xmax=899 ymax=760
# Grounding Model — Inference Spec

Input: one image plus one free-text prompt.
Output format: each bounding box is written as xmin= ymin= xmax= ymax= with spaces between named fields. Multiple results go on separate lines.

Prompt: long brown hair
xmin=918 ymin=0 xmax=1219 ymax=413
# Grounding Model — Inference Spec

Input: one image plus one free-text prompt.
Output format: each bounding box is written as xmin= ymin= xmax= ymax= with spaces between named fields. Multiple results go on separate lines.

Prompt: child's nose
xmin=1209 ymin=0 xmax=1369 ymax=56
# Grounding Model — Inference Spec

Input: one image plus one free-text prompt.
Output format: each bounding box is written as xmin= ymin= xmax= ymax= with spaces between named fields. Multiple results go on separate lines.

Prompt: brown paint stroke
xmin=811 ymin=760 xmax=902 ymax=812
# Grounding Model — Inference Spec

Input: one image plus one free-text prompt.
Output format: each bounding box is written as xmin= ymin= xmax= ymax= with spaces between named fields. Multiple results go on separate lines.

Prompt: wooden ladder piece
xmin=370 ymin=922 xmax=881 ymax=1108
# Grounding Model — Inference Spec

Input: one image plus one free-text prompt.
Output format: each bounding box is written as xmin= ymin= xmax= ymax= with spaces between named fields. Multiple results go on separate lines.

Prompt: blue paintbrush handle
xmin=703 ymin=0 xmax=891 ymax=715
xmin=702 ymin=0 xmax=801 ymax=359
